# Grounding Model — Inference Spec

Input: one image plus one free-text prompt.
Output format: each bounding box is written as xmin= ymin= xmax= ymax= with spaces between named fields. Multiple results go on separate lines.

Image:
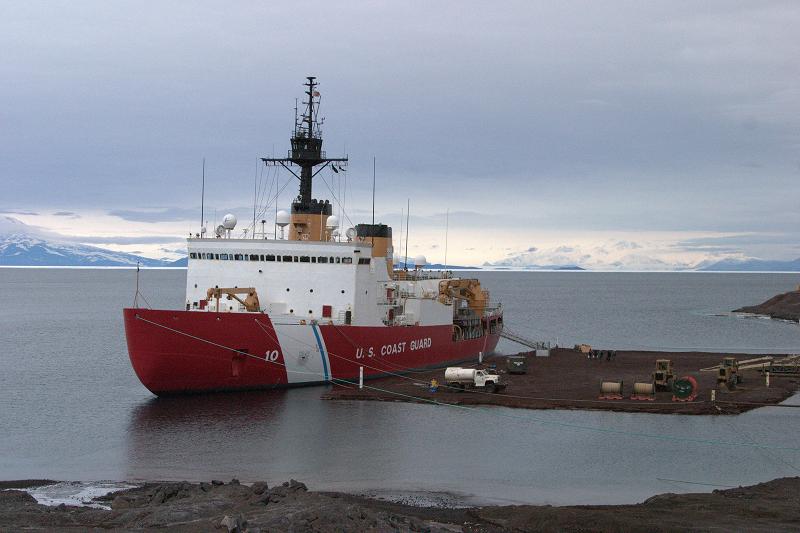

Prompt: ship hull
xmin=123 ymin=308 xmax=502 ymax=395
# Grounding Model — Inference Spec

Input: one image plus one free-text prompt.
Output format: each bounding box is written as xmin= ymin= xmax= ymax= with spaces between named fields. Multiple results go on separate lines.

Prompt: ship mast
xmin=261 ymin=77 xmax=348 ymax=241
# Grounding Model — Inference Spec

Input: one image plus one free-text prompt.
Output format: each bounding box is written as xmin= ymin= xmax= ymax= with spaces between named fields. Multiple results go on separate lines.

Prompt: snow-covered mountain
xmin=0 ymin=216 xmax=184 ymax=267
xmin=696 ymin=257 xmax=800 ymax=272
xmin=0 ymin=233 xmax=175 ymax=267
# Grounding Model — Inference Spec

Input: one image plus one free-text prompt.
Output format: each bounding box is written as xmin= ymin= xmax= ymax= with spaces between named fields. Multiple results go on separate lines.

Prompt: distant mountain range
xmin=0 ymin=234 xmax=185 ymax=267
xmin=696 ymin=257 xmax=800 ymax=272
xmin=2 ymin=215 xmax=798 ymax=271
xmin=484 ymin=264 xmax=586 ymax=271
xmin=394 ymin=261 xmax=476 ymax=270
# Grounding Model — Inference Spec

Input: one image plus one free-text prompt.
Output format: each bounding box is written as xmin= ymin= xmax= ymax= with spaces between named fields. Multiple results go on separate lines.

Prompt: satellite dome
xmin=276 ymin=210 xmax=290 ymax=227
xmin=414 ymin=255 xmax=427 ymax=267
xmin=215 ymin=225 xmax=225 ymax=237
xmin=222 ymin=213 xmax=237 ymax=230
xmin=326 ymin=215 xmax=340 ymax=229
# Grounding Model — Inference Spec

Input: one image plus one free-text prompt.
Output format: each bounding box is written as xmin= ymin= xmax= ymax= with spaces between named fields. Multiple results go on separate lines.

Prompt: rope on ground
xmin=655 ymin=478 xmax=736 ymax=488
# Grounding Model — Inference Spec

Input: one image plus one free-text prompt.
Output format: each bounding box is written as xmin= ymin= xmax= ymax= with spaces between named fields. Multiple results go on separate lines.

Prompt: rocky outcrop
xmin=0 ymin=479 xmax=436 ymax=532
xmin=735 ymin=289 xmax=800 ymax=322
xmin=2 ymin=477 xmax=800 ymax=532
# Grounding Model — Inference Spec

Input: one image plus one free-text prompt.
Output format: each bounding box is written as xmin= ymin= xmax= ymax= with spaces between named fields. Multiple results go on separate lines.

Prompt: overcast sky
xmin=1 ymin=1 xmax=798 ymax=268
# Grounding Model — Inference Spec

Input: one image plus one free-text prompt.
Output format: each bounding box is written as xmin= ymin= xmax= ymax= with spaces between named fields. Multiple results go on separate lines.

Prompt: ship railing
xmin=482 ymin=303 xmax=503 ymax=317
xmin=392 ymin=270 xmax=454 ymax=281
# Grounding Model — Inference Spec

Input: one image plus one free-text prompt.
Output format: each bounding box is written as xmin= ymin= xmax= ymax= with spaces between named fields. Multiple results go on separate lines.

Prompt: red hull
xmin=123 ymin=308 xmax=502 ymax=395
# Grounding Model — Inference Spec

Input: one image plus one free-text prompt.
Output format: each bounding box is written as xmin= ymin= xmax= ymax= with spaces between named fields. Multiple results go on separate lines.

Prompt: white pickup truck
xmin=444 ymin=367 xmax=505 ymax=393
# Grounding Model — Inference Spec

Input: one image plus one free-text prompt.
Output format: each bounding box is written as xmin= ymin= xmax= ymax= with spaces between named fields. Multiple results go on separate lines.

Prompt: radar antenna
xmin=261 ymin=77 xmax=348 ymax=218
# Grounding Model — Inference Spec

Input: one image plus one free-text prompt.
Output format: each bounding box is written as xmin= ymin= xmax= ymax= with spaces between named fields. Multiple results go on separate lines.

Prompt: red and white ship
xmin=123 ymin=77 xmax=503 ymax=395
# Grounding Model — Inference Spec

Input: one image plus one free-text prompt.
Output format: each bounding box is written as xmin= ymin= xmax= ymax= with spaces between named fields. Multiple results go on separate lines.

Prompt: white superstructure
xmin=185 ymin=236 xmax=455 ymax=328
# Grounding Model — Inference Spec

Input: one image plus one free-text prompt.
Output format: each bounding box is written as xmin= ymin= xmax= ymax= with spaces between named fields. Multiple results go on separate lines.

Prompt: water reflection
xmin=123 ymin=385 xmax=800 ymax=505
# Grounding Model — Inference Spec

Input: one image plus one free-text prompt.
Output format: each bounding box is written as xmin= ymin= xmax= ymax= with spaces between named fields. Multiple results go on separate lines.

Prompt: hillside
xmin=734 ymin=289 xmax=800 ymax=322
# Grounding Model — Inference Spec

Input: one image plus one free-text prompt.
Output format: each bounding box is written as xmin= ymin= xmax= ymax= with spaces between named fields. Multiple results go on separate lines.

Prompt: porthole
xmin=341 ymin=290 xmax=345 ymax=294
xmin=308 ymin=310 xmax=313 ymax=314
xmin=286 ymin=288 xmax=290 ymax=292
xmin=310 ymin=289 xmax=314 ymax=293
xmin=289 ymin=309 xmax=294 ymax=314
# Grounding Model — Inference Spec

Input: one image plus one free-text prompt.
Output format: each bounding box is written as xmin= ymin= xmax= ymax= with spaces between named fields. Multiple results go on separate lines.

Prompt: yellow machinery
xmin=652 ymin=359 xmax=674 ymax=391
xmin=206 ymin=287 xmax=261 ymax=312
xmin=717 ymin=357 xmax=741 ymax=388
xmin=723 ymin=357 xmax=741 ymax=383
xmin=438 ymin=279 xmax=487 ymax=315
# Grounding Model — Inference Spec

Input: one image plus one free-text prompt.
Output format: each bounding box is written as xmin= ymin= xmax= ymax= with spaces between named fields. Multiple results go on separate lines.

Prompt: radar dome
xmin=222 ymin=213 xmax=237 ymax=230
xmin=276 ymin=210 xmax=290 ymax=227
xmin=345 ymin=227 xmax=357 ymax=240
xmin=325 ymin=215 xmax=340 ymax=229
xmin=414 ymin=255 xmax=427 ymax=267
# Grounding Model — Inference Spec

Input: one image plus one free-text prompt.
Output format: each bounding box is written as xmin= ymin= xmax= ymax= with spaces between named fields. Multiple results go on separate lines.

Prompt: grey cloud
xmin=0 ymin=209 xmax=39 ymax=216
xmin=675 ymin=233 xmax=799 ymax=248
xmin=160 ymin=247 xmax=187 ymax=255
xmin=52 ymin=211 xmax=80 ymax=217
xmin=108 ymin=208 xmax=201 ymax=223
xmin=1 ymin=2 xmax=799 ymax=265
xmin=68 ymin=235 xmax=183 ymax=245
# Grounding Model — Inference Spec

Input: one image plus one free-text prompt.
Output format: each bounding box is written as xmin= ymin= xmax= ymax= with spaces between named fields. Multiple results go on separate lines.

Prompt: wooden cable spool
xmin=599 ymin=380 xmax=623 ymax=399
xmin=630 ymin=382 xmax=655 ymax=400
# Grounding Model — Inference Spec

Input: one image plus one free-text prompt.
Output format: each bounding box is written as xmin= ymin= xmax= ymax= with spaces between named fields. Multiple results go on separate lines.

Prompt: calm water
xmin=1 ymin=268 xmax=799 ymax=505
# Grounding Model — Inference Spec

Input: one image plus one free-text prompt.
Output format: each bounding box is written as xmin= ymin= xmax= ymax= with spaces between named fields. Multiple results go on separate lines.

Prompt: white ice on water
xmin=21 ymin=481 xmax=137 ymax=510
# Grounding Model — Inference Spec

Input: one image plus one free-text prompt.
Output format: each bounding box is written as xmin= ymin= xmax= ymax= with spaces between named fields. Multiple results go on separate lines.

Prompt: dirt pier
xmin=323 ymin=348 xmax=800 ymax=415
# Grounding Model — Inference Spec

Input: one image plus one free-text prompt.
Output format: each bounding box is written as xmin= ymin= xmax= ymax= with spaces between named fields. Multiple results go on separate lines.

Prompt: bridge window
xmin=358 ymin=258 xmax=371 ymax=265
xmin=318 ymin=256 xmax=328 ymax=263
xmin=311 ymin=256 xmax=317 ymax=263
xmin=342 ymin=257 xmax=353 ymax=264
xmin=335 ymin=257 xmax=340 ymax=264
xmin=282 ymin=255 xmax=293 ymax=262
xmin=220 ymin=254 xmax=229 ymax=260
xmin=189 ymin=253 xmax=197 ymax=259
xmin=265 ymin=254 xmax=275 ymax=261
xmin=250 ymin=254 xmax=259 ymax=261
xmin=299 ymin=256 xmax=310 ymax=263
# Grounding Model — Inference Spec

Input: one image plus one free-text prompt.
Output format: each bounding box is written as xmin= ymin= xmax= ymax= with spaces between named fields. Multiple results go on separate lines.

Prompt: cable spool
xmin=599 ymin=380 xmax=623 ymax=400
xmin=630 ymin=382 xmax=655 ymax=401
xmin=672 ymin=376 xmax=698 ymax=402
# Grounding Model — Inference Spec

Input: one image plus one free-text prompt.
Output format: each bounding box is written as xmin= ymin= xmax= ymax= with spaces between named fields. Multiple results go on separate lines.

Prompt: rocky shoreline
xmin=734 ymin=288 xmax=800 ymax=322
xmin=2 ymin=477 xmax=800 ymax=532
